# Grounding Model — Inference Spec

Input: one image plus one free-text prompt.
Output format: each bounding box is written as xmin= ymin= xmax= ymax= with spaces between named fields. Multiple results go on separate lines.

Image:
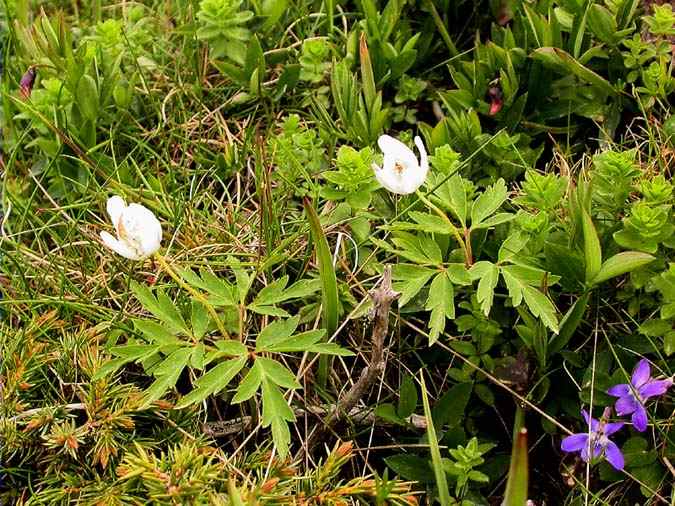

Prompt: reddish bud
xmin=20 ymin=67 xmax=37 ymax=100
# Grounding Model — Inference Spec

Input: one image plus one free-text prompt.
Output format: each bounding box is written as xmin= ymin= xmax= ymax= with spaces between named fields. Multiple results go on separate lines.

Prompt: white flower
xmin=372 ymin=134 xmax=428 ymax=195
xmin=100 ymin=196 xmax=162 ymax=260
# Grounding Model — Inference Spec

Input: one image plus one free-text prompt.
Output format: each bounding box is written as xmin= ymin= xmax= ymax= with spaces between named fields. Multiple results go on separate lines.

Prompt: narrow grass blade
xmin=420 ymin=372 xmax=451 ymax=506
xmin=303 ymin=198 xmax=339 ymax=386
xmin=503 ymin=406 xmax=528 ymax=506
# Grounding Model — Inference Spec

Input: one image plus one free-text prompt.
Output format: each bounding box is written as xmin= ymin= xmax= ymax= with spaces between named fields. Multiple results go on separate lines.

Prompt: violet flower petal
xmin=561 ymin=433 xmax=588 ymax=452
xmin=638 ymin=379 xmax=673 ymax=399
xmin=631 ymin=359 xmax=650 ymax=388
xmin=615 ymin=395 xmax=639 ymax=416
xmin=607 ymin=383 xmax=630 ymax=397
xmin=603 ymin=421 xmax=625 ymax=436
xmin=604 ymin=441 xmax=625 ymax=471
xmin=581 ymin=410 xmax=598 ymax=432
xmin=631 ymin=405 xmax=648 ymax=432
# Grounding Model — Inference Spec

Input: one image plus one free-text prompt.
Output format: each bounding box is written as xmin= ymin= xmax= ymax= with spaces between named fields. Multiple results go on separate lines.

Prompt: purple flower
xmin=561 ymin=407 xmax=625 ymax=471
xmin=607 ymin=359 xmax=673 ymax=432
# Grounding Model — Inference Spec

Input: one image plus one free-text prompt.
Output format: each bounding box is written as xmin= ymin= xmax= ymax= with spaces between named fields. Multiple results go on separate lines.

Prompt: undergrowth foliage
xmin=1 ymin=0 xmax=673 ymax=504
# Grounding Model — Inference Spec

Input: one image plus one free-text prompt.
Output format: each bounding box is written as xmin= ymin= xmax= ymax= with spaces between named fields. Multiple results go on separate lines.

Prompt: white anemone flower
xmin=372 ymin=134 xmax=429 ymax=195
xmin=100 ymin=196 xmax=162 ymax=260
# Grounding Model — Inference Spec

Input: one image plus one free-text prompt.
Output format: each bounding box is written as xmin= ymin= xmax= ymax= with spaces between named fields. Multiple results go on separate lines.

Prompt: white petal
xmin=374 ymin=159 xmax=408 ymax=195
xmin=378 ymin=134 xmax=417 ymax=168
xmin=100 ymin=231 xmax=141 ymax=260
xmin=106 ymin=196 xmax=126 ymax=230
xmin=120 ymin=203 xmax=162 ymax=257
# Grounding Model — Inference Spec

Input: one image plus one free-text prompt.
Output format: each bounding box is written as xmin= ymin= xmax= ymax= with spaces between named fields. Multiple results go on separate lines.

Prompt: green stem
xmin=421 ymin=0 xmax=458 ymax=58
xmin=154 ymin=253 xmax=230 ymax=340
xmin=416 ymin=191 xmax=471 ymax=266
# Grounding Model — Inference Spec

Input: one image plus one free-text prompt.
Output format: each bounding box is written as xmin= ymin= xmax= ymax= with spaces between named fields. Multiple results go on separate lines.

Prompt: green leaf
xmin=270 ymin=417 xmax=292 ymax=459
xmin=432 ymin=174 xmax=468 ymax=227
xmin=531 ymin=47 xmax=617 ymax=96
xmin=251 ymin=276 xmax=289 ymax=306
xmin=304 ymin=198 xmax=339 ymax=385
xmin=385 ymin=454 xmax=434 ymax=483
xmin=133 ymin=319 xmax=180 ymax=345
xmin=470 ymin=212 xmax=514 ymax=230
xmin=255 ymin=316 xmax=300 ymax=351
xmin=587 ymin=4 xmax=618 ymax=45
xmin=550 ymin=292 xmax=590 ymax=355
xmin=581 ymin=209 xmax=602 ymax=283
xmin=91 ymin=357 xmax=132 ymax=380
xmin=191 ymin=300 xmax=210 ymax=339
xmin=521 ymin=285 xmax=559 ymax=333
xmin=392 ymin=264 xmax=436 ymax=307
xmin=470 ymin=261 xmax=499 ymax=316
xmin=408 ymin=211 xmax=454 ymax=235
xmin=498 ymin=232 xmax=529 ymax=263
xmin=471 ymin=179 xmax=507 ymax=227
xmin=425 ymin=272 xmax=455 ymax=344
xmin=420 ymin=373 xmax=452 ymax=506
xmin=503 ymin=408 xmax=529 ymax=506
xmin=375 ymin=403 xmax=405 ymax=425
xmin=175 ymin=356 xmax=247 ymax=408
xmin=232 ymin=360 xmax=264 ymax=403
xmin=398 ymin=374 xmax=418 ymax=419
xmin=76 ymin=74 xmax=99 ymax=121
xmin=214 ymin=340 xmax=248 ymax=357
xmin=142 ymin=347 xmax=192 ymax=407
xmin=591 ymin=251 xmax=655 ymax=285
xmin=257 ymin=357 xmax=301 ymax=389
xmin=432 ymin=382 xmax=472 ymax=428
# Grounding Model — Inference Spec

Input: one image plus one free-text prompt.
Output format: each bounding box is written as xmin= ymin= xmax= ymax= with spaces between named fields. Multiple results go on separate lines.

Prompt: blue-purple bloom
xmin=607 ymin=359 xmax=673 ymax=432
xmin=560 ymin=407 xmax=625 ymax=471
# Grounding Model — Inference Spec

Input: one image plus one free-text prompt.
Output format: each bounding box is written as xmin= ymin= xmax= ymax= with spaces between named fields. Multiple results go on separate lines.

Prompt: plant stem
xmin=154 ymin=253 xmax=230 ymax=340
xmin=416 ymin=191 xmax=471 ymax=266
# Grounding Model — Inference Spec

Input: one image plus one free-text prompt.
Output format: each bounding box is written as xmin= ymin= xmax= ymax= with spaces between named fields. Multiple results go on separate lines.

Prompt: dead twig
xmin=306 ymin=266 xmax=399 ymax=448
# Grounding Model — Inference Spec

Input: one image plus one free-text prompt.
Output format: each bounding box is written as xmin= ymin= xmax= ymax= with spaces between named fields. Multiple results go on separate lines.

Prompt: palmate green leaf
xmin=175 ymin=356 xmax=247 ymax=409
xmin=214 ymin=340 xmax=248 ymax=356
xmin=249 ymin=305 xmax=290 ymax=317
xmin=133 ymin=319 xmax=181 ymax=346
xmin=471 ymin=178 xmax=508 ymax=227
xmin=501 ymin=267 xmax=559 ymax=333
xmin=180 ymin=268 xmax=237 ymax=306
xmin=392 ymin=264 xmax=436 ymax=307
xmin=251 ymin=276 xmax=289 ymax=306
xmin=262 ymin=379 xmax=295 ymax=458
xmin=92 ymin=357 xmax=133 ymax=380
xmin=408 ymin=212 xmax=455 ymax=235
xmin=255 ymin=316 xmax=300 ymax=351
xmin=142 ymin=347 xmax=192 ymax=407
xmin=110 ymin=343 xmax=161 ymax=360
xmin=498 ymin=232 xmax=529 ymax=263
xmin=232 ymin=264 xmax=253 ymax=304
xmin=131 ymin=281 xmax=188 ymax=334
xmin=191 ymin=300 xmax=210 ymax=339
xmin=469 ymin=261 xmax=499 ymax=316
xmin=391 ymin=232 xmax=443 ymax=264
xmin=430 ymin=174 xmax=468 ymax=227
xmin=232 ymin=360 xmax=264 ymax=403
xmin=257 ymin=357 xmax=301 ymax=389
xmin=268 ymin=329 xmax=323 ymax=351
xmin=470 ymin=212 xmax=514 ymax=230
xmin=425 ymin=272 xmax=455 ymax=344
